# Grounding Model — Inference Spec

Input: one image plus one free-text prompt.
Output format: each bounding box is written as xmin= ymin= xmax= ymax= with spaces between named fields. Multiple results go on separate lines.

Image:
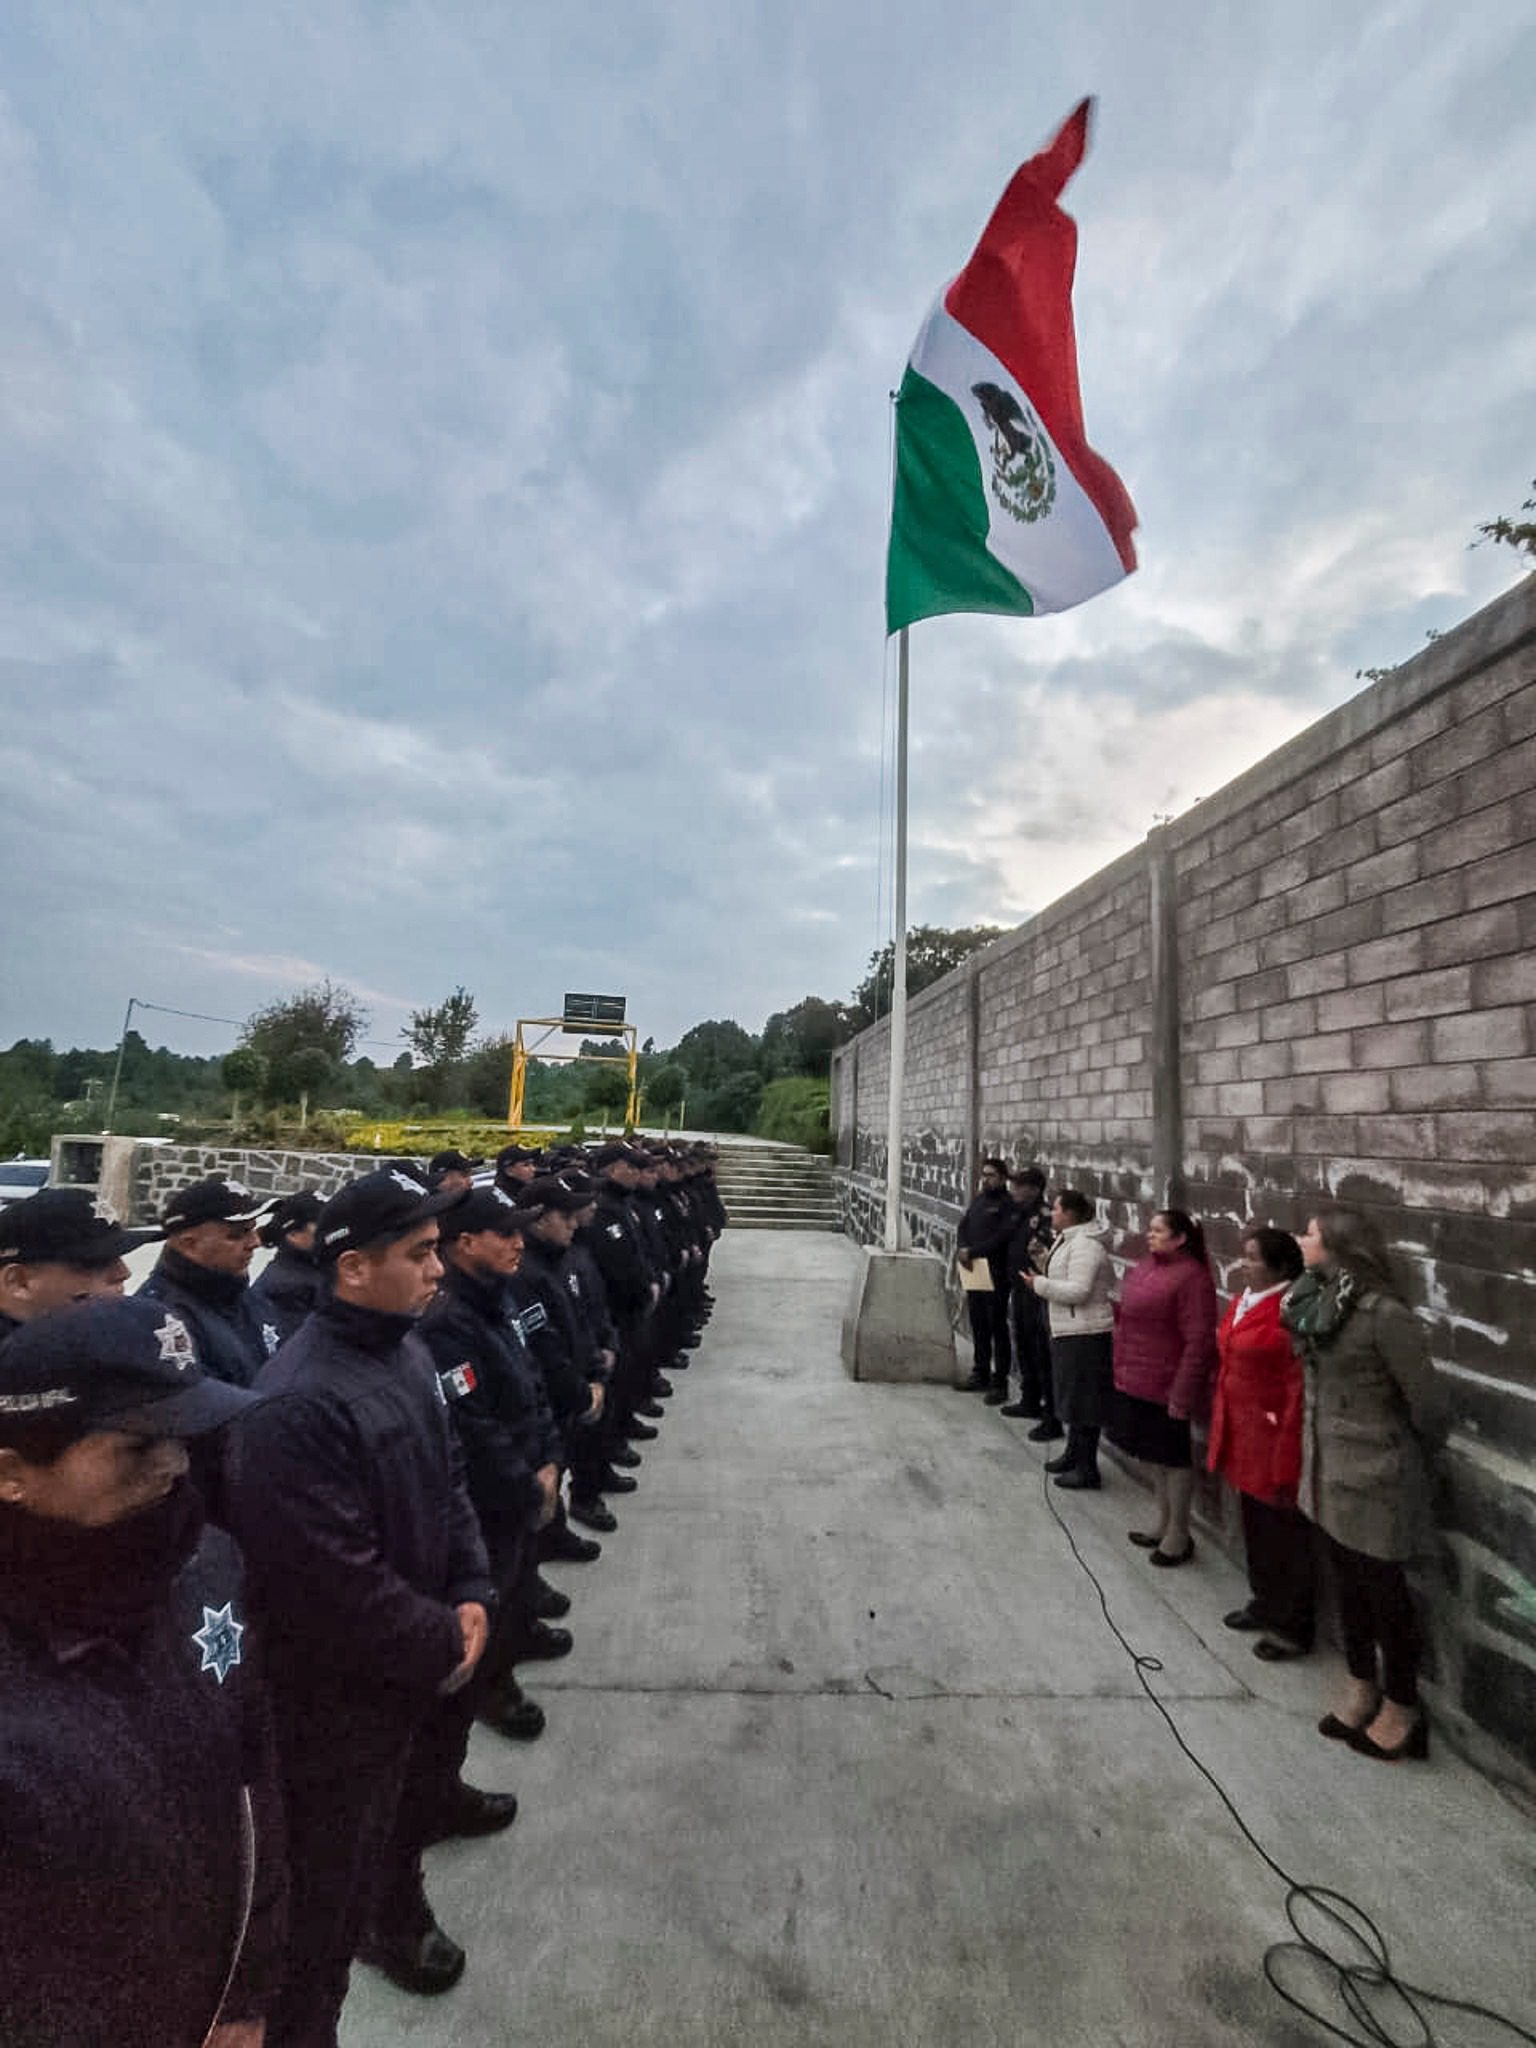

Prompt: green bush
xmin=754 ymin=1076 xmax=831 ymax=1153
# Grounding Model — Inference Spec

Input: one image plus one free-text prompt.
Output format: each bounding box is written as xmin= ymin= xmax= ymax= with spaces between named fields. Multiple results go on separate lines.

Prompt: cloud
xmin=0 ymin=0 xmax=1533 ymax=1055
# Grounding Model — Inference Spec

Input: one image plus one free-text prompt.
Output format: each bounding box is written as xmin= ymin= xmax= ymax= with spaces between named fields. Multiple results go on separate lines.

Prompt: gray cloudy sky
xmin=2 ymin=1 xmax=1533 ymax=1058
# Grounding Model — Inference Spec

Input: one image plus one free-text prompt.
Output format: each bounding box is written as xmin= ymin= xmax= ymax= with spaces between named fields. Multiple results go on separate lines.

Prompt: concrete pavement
xmin=340 ymin=1230 xmax=1533 ymax=2048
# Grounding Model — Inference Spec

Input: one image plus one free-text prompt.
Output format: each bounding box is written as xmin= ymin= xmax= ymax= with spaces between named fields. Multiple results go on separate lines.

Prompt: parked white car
xmin=0 ymin=1158 xmax=50 ymax=1204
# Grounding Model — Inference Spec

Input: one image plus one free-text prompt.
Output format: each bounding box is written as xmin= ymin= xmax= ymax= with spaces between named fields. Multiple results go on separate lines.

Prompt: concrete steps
xmin=710 ymin=1140 xmax=840 ymax=1232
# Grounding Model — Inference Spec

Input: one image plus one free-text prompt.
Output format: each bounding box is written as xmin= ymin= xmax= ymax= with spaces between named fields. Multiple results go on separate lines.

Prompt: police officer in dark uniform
xmin=140 ymin=1178 xmax=276 ymax=1386
xmin=427 ymin=1150 xmax=477 ymax=1195
xmin=419 ymin=1188 xmax=561 ymax=1742
xmin=956 ymin=1158 xmax=1015 ymax=1397
xmin=0 ymin=1296 xmax=284 ymax=2048
xmin=0 ymin=1188 xmax=139 ymax=1340
xmin=629 ymin=1151 xmax=679 ymax=1404
xmin=1001 ymin=1168 xmax=1061 ymax=1437
xmin=248 ymin=1190 xmax=326 ymax=1347
xmin=516 ymin=1177 xmax=626 ymax=1538
xmin=492 ymin=1142 xmax=539 ymax=1199
xmin=226 ymin=1168 xmax=500 ymax=2043
xmin=583 ymin=1143 xmax=661 ymax=1451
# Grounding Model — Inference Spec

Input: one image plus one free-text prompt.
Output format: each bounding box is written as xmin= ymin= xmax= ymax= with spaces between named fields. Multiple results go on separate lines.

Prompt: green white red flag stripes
xmin=885 ymin=99 xmax=1138 ymax=633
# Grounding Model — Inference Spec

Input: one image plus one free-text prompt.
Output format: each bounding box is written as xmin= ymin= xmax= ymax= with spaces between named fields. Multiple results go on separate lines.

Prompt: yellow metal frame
xmin=507 ymin=1019 xmax=640 ymax=1132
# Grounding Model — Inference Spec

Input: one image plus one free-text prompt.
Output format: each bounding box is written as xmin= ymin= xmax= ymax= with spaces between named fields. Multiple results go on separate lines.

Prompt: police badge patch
xmin=155 ymin=1315 xmax=198 ymax=1372
xmin=191 ymin=1602 xmax=244 ymax=1684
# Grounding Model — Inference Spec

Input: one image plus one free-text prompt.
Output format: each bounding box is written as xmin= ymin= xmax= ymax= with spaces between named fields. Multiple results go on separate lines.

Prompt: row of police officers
xmin=0 ymin=1137 xmax=726 ymax=2047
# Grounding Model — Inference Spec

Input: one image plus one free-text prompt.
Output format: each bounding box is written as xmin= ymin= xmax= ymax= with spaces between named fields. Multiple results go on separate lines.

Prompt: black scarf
xmin=0 ymin=1478 xmax=203 ymax=1643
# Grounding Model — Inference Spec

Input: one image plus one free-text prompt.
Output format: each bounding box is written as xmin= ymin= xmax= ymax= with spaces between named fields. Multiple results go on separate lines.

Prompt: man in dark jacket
xmin=140 ymin=1177 xmax=276 ymax=1387
xmin=248 ymin=1190 xmax=326 ymax=1347
xmin=0 ymin=1188 xmax=137 ymax=1341
xmin=582 ymin=1144 xmax=660 ymax=1453
xmin=956 ymin=1158 xmax=1015 ymax=1397
xmin=1001 ymin=1167 xmax=1062 ymax=1437
xmin=0 ymin=1296 xmax=284 ymax=2048
xmin=227 ymin=1168 xmax=501 ymax=2044
xmin=419 ymin=1189 xmax=561 ymax=1742
xmin=517 ymin=1178 xmax=628 ymax=1538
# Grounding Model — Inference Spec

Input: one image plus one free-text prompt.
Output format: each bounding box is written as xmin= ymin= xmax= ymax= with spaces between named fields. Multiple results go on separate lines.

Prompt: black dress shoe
xmin=637 ymin=1398 xmax=664 ymax=1418
xmin=359 ymin=1917 xmax=466 ymax=1996
xmin=1026 ymin=1419 xmax=1065 ymax=1443
xmin=999 ymin=1400 xmax=1038 ymax=1419
xmin=420 ymin=1785 xmax=519 ymax=1843
xmin=541 ymin=1524 xmax=601 ymax=1562
xmin=569 ymin=1496 xmax=617 ymax=1534
xmin=514 ymin=1620 xmax=574 ymax=1660
xmin=1346 ymin=1714 xmax=1429 ymax=1761
xmin=653 ymin=1375 xmax=675 ymax=1397
xmin=628 ymin=1419 xmax=659 ymax=1441
xmin=534 ymin=1578 xmax=572 ymax=1619
xmin=959 ymin=1373 xmax=990 ymax=1393
xmin=1253 ymin=1636 xmax=1311 ymax=1662
xmin=608 ymin=1444 xmax=642 ymax=1469
xmin=486 ymin=1694 xmax=547 ymax=1741
xmin=983 ymin=1388 xmax=1009 ymax=1406
xmin=1042 ymin=1450 xmax=1075 ymax=1474
xmin=598 ymin=1467 xmax=638 ymax=1494
xmin=1149 ymin=1541 xmax=1195 ymax=1567
xmin=1222 ymin=1605 xmax=1265 ymax=1629
xmin=1053 ymin=1467 xmax=1102 ymax=1490
xmin=669 ymin=1353 xmax=691 ymax=1369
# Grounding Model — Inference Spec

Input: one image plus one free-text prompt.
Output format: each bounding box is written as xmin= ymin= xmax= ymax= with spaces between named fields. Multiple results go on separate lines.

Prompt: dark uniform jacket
xmin=566 ymin=1239 xmax=618 ymax=1371
xmin=631 ymin=1189 xmax=674 ymax=1293
xmin=692 ymin=1170 xmax=728 ymax=1237
xmin=418 ymin=1264 xmax=561 ymax=1537
xmin=140 ymin=1248 xmax=275 ymax=1389
xmin=0 ymin=1518 xmax=286 ymax=2047
xmin=583 ymin=1184 xmax=654 ymax=1321
xmin=248 ymin=1245 xmax=327 ymax=1347
xmin=1006 ymin=1198 xmax=1055 ymax=1287
xmin=513 ymin=1236 xmax=602 ymax=1427
xmin=957 ymin=1189 xmax=1016 ymax=1288
xmin=226 ymin=1296 xmax=492 ymax=1762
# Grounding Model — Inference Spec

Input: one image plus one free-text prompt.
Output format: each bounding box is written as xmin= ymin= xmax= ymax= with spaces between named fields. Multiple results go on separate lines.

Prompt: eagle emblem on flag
xmin=972 ymin=382 xmax=1056 ymax=525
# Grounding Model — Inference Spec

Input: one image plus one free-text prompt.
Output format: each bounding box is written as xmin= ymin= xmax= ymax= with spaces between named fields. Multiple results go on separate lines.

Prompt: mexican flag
xmin=886 ymin=100 xmax=1138 ymax=633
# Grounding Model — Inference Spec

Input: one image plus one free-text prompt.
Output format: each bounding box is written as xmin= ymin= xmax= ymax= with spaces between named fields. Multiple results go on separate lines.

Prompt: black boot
xmin=534 ymin=1575 xmax=572 ymax=1618
xmin=360 ymin=1877 xmax=467 ymax=1996
xmin=1052 ymin=1426 xmax=1101 ymax=1489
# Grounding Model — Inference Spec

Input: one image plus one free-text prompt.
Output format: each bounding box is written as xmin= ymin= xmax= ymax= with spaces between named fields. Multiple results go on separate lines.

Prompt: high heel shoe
xmin=1346 ymin=1714 xmax=1430 ymax=1762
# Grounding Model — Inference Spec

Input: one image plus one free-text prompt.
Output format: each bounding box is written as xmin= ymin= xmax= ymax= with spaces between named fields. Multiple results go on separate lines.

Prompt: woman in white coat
xmin=1020 ymin=1190 xmax=1116 ymax=1488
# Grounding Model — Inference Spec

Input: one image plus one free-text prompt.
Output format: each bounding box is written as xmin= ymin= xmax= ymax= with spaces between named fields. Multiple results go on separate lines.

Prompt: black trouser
xmin=1064 ymin=1423 xmax=1100 ymax=1474
xmin=966 ymin=1287 xmax=1012 ymax=1385
xmin=1325 ymin=1532 xmax=1421 ymax=1707
xmin=475 ymin=1522 xmax=537 ymax=1707
xmin=1240 ymin=1495 xmax=1316 ymax=1648
xmin=568 ymin=1405 xmax=610 ymax=1504
xmin=606 ymin=1312 xmax=650 ymax=1441
xmin=267 ymin=1728 xmax=412 ymax=2048
xmin=1010 ymin=1288 xmax=1054 ymax=1416
xmin=373 ymin=1689 xmax=476 ymax=1936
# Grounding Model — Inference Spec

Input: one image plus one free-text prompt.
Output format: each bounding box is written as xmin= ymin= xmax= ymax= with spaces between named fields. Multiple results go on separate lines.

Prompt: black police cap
xmin=439 ymin=1187 xmax=532 ymax=1241
xmin=0 ymin=1297 xmax=259 ymax=1441
xmin=0 ymin=1189 xmax=145 ymax=1269
xmin=515 ymin=1176 xmax=591 ymax=1216
xmin=163 ymin=1177 xmax=274 ymax=1235
xmin=314 ymin=1169 xmax=464 ymax=1264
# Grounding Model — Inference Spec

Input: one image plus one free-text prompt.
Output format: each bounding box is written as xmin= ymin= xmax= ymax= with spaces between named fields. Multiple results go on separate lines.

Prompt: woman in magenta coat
xmin=1207 ymin=1226 xmax=1314 ymax=1659
xmin=1109 ymin=1210 xmax=1218 ymax=1566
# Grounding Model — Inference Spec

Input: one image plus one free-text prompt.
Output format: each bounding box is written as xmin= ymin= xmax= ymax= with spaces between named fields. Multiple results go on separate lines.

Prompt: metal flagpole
xmin=103 ymin=997 xmax=137 ymax=1137
xmin=883 ymin=627 xmax=910 ymax=1251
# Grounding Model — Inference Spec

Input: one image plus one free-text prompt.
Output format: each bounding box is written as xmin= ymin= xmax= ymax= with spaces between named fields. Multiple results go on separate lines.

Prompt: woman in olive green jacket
xmin=1283 ymin=1207 xmax=1449 ymax=1762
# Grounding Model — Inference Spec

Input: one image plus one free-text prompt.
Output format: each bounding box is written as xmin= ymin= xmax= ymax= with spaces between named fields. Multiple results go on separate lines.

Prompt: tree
xmin=644 ymin=1062 xmax=689 ymax=1128
xmin=702 ymin=1069 xmax=763 ymax=1134
xmin=671 ymin=1020 xmax=757 ymax=1092
xmin=761 ymin=996 xmax=849 ymax=1078
xmin=287 ymin=1047 xmax=333 ymax=1129
xmin=221 ymin=1047 xmax=267 ymax=1126
xmin=582 ymin=1062 xmax=631 ymax=1122
xmin=849 ymin=925 xmax=1006 ymax=1028
xmin=1475 ymin=481 xmax=1536 ymax=564
xmin=402 ymin=987 xmax=479 ymax=1111
xmin=243 ymin=981 xmax=368 ymax=1102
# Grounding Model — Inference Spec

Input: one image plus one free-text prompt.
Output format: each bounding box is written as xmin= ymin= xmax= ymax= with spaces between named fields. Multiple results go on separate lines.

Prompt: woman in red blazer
xmin=1208 ymin=1225 xmax=1314 ymax=1658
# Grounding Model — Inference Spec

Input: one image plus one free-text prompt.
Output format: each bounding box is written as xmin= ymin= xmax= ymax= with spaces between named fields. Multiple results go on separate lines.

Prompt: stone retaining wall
xmin=130 ymin=1144 xmax=414 ymax=1224
xmin=831 ymin=573 xmax=1536 ymax=1790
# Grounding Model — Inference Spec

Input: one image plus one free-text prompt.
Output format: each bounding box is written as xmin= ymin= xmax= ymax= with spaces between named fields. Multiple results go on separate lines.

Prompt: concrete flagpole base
xmin=840 ymin=1245 xmax=957 ymax=1383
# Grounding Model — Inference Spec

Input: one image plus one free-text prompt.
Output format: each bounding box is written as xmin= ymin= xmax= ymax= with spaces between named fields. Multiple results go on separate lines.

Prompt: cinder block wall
xmin=831 ymin=573 xmax=1536 ymax=1787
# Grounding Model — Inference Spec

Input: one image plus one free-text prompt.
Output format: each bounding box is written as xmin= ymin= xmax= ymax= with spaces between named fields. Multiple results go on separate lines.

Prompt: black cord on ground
xmin=1036 ymin=1464 xmax=1536 ymax=2047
